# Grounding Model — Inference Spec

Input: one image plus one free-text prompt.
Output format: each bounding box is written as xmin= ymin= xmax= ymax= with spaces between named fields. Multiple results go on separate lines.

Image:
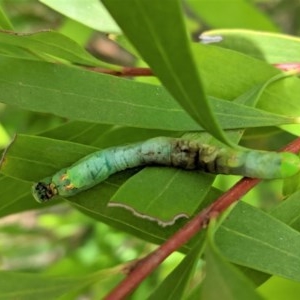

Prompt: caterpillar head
xmin=32 ymin=178 xmax=57 ymax=203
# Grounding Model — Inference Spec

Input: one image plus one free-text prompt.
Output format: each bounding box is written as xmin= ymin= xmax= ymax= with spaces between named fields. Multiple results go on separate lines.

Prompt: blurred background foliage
xmin=0 ymin=0 xmax=300 ymax=299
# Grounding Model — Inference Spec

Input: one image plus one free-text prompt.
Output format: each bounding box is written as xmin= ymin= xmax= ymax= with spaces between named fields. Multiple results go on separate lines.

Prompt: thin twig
xmin=86 ymin=62 xmax=300 ymax=77
xmin=273 ymin=62 xmax=300 ymax=72
xmin=87 ymin=67 xmax=153 ymax=77
xmin=104 ymin=137 xmax=300 ymax=300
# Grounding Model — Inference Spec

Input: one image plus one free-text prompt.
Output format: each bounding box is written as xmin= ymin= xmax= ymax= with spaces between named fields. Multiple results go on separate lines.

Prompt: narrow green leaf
xmin=187 ymin=0 xmax=278 ymax=31
xmin=0 ymin=123 xmax=10 ymax=147
xmin=68 ymin=170 xmax=179 ymax=245
xmin=40 ymin=0 xmax=120 ymax=33
xmin=191 ymin=44 xmax=300 ymax=117
xmin=201 ymin=29 xmax=300 ymax=63
xmin=270 ymin=190 xmax=300 ymax=231
xmin=215 ymin=202 xmax=300 ymax=281
xmin=257 ymin=276 xmax=300 ymax=300
xmin=0 ymin=57 xmax=297 ymax=132
xmin=148 ymin=235 xmax=205 ymax=300
xmin=186 ymin=284 xmax=203 ymax=300
xmin=40 ymin=121 xmax=114 ymax=146
xmin=282 ymin=172 xmax=300 ymax=198
xmin=110 ymin=168 xmax=214 ymax=226
xmin=102 ymin=0 xmax=232 ymax=146
xmin=0 ymin=5 xmax=13 ymax=30
xmin=0 ymin=270 xmax=117 ymax=300
xmin=0 ymin=175 xmax=43 ymax=217
xmin=0 ymin=135 xmax=99 ymax=182
xmin=0 ymin=44 xmax=40 ymax=60
xmin=0 ymin=30 xmax=108 ymax=66
xmin=41 ymin=121 xmax=180 ymax=148
xmin=202 ymin=222 xmax=263 ymax=300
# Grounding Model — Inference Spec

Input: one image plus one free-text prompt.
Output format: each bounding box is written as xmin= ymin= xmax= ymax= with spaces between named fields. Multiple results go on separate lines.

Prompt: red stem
xmin=273 ymin=62 xmax=300 ymax=72
xmin=86 ymin=62 xmax=300 ymax=77
xmin=104 ymin=137 xmax=300 ymax=300
xmin=87 ymin=67 xmax=153 ymax=77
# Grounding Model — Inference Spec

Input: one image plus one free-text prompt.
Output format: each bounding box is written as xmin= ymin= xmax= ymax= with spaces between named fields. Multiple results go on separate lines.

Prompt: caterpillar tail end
xmin=32 ymin=178 xmax=57 ymax=203
xmin=280 ymin=152 xmax=300 ymax=178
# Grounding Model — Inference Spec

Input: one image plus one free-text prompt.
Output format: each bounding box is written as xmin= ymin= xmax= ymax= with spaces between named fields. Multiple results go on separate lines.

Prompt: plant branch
xmin=104 ymin=136 xmax=300 ymax=300
xmin=87 ymin=67 xmax=153 ymax=77
xmin=86 ymin=62 xmax=300 ymax=77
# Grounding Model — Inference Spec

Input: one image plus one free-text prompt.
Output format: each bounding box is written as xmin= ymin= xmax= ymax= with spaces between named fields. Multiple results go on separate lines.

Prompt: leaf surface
xmin=216 ymin=202 xmax=300 ymax=281
xmin=102 ymin=0 xmax=232 ymax=145
xmin=0 ymin=30 xmax=107 ymax=66
xmin=201 ymin=29 xmax=300 ymax=63
xmin=0 ymin=57 xmax=296 ymax=132
xmin=40 ymin=0 xmax=120 ymax=33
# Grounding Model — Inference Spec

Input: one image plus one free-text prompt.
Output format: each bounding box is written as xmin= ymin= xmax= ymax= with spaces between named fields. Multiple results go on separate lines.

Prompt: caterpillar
xmin=32 ymin=137 xmax=300 ymax=203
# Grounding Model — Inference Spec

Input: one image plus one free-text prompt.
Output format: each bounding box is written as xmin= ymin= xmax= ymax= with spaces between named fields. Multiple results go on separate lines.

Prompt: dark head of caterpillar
xmin=32 ymin=179 xmax=57 ymax=203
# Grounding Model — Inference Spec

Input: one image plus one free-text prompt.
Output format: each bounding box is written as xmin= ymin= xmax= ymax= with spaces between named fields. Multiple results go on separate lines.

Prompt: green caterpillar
xmin=32 ymin=137 xmax=300 ymax=203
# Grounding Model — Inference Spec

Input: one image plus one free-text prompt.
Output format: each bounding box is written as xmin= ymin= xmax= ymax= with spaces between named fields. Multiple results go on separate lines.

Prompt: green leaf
xmin=41 ymin=121 xmax=180 ymax=148
xmin=215 ymin=201 xmax=300 ymax=281
xmin=0 ymin=123 xmax=10 ymax=147
xmin=0 ymin=5 xmax=13 ymax=30
xmin=201 ymin=221 xmax=263 ymax=300
xmin=0 ymin=57 xmax=297 ymax=132
xmin=40 ymin=121 xmax=114 ymax=146
xmin=201 ymin=29 xmax=300 ymax=63
xmin=110 ymin=168 xmax=214 ymax=226
xmin=0 ymin=175 xmax=43 ymax=218
xmin=0 ymin=30 xmax=110 ymax=66
xmin=102 ymin=0 xmax=232 ymax=146
xmin=270 ymin=190 xmax=300 ymax=230
xmin=40 ymin=0 xmax=120 ymax=33
xmin=68 ymin=171 xmax=180 ymax=245
xmin=0 ymin=270 xmax=119 ymax=300
xmin=257 ymin=276 xmax=300 ymax=300
xmin=191 ymin=44 xmax=300 ymax=117
xmin=148 ymin=235 xmax=205 ymax=300
xmin=1 ymin=135 xmax=99 ymax=182
xmin=187 ymin=0 xmax=278 ymax=31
